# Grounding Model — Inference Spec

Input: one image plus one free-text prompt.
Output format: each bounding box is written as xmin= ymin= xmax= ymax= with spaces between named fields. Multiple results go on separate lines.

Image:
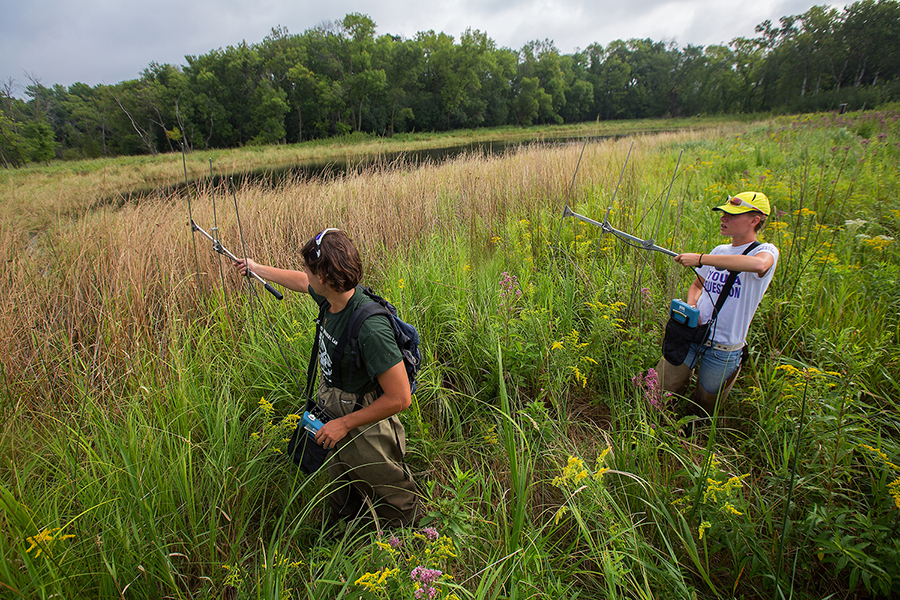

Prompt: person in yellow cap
xmin=655 ymin=191 xmax=779 ymax=417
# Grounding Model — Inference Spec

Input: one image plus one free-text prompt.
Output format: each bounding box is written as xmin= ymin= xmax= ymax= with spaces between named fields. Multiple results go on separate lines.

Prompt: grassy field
xmin=1 ymin=111 xmax=899 ymax=599
xmin=0 ymin=116 xmax=741 ymax=234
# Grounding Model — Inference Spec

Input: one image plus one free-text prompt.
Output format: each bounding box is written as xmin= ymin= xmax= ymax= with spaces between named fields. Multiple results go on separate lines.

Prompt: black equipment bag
xmin=286 ymin=311 xmax=333 ymax=474
xmin=287 ymin=398 xmax=335 ymax=475
xmin=663 ymin=242 xmax=759 ymax=366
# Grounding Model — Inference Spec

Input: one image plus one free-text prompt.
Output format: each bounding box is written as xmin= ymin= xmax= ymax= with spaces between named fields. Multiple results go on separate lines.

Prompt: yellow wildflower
xmin=698 ymin=521 xmax=711 ymax=540
xmin=223 ymin=563 xmax=244 ymax=586
xmin=355 ymin=568 xmax=399 ymax=592
xmin=597 ymin=446 xmax=611 ymax=463
xmin=483 ymin=425 xmax=499 ymax=445
xmin=553 ymin=506 xmax=569 ymax=525
xmin=282 ymin=414 xmax=302 ymax=429
xmin=571 ymin=366 xmax=587 ymax=388
xmin=553 ymin=455 xmax=588 ymax=486
xmin=25 ymin=527 xmax=75 ymax=558
xmin=724 ymin=503 xmax=744 ymax=516
xmin=433 ymin=536 xmax=458 ymax=559
xmin=888 ymin=478 xmax=900 ymax=509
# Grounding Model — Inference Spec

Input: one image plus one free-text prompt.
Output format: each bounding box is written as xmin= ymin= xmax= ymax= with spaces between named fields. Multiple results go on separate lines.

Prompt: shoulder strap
xmin=306 ymin=301 xmax=329 ymax=400
xmin=331 ymin=300 xmax=391 ymax=390
xmin=710 ymin=241 xmax=760 ymax=320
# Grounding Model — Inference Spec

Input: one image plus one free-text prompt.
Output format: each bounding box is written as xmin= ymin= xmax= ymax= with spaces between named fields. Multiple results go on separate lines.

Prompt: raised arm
xmin=675 ymin=251 xmax=775 ymax=277
xmin=232 ymin=258 xmax=310 ymax=293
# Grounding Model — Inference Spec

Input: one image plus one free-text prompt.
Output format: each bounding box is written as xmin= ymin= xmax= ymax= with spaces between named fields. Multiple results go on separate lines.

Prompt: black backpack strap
xmin=306 ymin=301 xmax=329 ymax=401
xmin=709 ymin=241 xmax=760 ymax=321
xmin=331 ymin=301 xmax=391 ymax=391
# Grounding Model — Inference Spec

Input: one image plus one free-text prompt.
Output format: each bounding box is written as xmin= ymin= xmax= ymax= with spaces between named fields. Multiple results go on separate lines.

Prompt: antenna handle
xmin=264 ymin=282 xmax=284 ymax=300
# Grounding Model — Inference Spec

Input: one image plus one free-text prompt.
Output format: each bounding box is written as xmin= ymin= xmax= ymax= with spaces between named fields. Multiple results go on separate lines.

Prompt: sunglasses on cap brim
xmin=725 ymin=196 xmax=761 ymax=212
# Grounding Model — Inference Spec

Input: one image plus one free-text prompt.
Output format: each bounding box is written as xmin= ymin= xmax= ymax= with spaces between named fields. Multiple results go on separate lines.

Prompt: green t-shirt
xmin=309 ymin=286 xmax=402 ymax=394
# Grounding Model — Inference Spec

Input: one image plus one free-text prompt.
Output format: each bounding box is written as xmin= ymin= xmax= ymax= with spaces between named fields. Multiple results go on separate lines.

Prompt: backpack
xmin=328 ymin=286 xmax=422 ymax=395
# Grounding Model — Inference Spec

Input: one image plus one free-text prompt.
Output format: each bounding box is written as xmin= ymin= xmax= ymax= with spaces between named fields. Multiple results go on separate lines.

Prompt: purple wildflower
xmin=422 ymin=526 xmax=439 ymax=541
xmin=498 ymin=271 xmax=523 ymax=310
xmin=640 ymin=287 xmax=652 ymax=306
xmin=632 ymin=368 xmax=665 ymax=410
xmin=411 ymin=566 xmax=443 ymax=599
xmin=388 ymin=535 xmax=402 ymax=549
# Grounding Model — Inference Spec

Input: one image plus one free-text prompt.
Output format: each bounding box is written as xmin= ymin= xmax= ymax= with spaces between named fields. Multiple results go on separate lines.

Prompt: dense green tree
xmin=560 ymin=52 xmax=595 ymax=122
xmin=373 ymin=34 xmax=421 ymax=135
xmin=0 ymin=106 xmax=29 ymax=167
xmin=5 ymin=4 xmax=900 ymax=164
xmin=592 ymin=41 xmax=633 ymax=120
xmin=518 ymin=40 xmax=566 ymax=124
xmin=23 ymin=119 xmax=56 ymax=163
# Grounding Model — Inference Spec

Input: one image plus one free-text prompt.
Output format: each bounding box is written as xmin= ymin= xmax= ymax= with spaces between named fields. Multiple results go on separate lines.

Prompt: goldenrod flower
xmin=483 ymin=425 xmax=499 ymax=445
xmin=553 ymin=455 xmax=588 ymax=486
xmin=25 ymin=527 xmax=75 ymax=558
xmin=354 ymin=568 xmax=399 ymax=592
xmin=553 ymin=506 xmax=569 ymax=525
xmin=888 ymin=478 xmax=900 ymax=509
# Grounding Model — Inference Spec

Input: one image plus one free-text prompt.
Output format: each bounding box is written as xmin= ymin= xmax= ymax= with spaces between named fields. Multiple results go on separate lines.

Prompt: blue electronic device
xmin=300 ymin=411 xmax=324 ymax=438
xmin=670 ymin=299 xmax=700 ymax=327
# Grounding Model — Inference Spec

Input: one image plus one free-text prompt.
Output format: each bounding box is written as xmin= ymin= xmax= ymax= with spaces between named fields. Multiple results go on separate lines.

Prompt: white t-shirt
xmin=696 ymin=241 xmax=779 ymax=346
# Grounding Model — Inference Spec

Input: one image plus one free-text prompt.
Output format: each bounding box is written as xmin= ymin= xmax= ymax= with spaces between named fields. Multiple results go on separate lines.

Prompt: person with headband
xmin=656 ymin=192 xmax=779 ymax=417
xmin=234 ymin=228 xmax=419 ymax=528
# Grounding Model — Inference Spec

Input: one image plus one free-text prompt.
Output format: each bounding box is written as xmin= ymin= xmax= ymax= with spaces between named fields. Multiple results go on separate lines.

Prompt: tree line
xmin=2 ymin=0 xmax=899 ymax=167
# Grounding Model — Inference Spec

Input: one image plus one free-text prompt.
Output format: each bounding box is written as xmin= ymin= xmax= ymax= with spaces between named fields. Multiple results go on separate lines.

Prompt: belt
xmin=703 ymin=340 xmax=745 ymax=352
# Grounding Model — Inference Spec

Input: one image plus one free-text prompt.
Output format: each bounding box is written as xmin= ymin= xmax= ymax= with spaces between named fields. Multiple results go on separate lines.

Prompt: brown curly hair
xmin=301 ymin=229 xmax=363 ymax=293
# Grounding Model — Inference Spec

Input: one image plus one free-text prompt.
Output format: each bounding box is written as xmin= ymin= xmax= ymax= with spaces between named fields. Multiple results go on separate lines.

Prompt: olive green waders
xmin=318 ymin=385 xmax=419 ymax=527
xmin=655 ymin=356 xmax=741 ymax=417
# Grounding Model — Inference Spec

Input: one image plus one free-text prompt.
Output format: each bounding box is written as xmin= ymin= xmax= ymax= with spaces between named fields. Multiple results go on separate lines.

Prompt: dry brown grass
xmin=1 ymin=124 xmax=746 ymax=408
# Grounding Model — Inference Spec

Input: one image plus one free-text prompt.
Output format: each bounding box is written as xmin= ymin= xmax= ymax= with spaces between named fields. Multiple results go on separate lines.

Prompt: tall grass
xmin=2 ymin=112 xmax=899 ymax=598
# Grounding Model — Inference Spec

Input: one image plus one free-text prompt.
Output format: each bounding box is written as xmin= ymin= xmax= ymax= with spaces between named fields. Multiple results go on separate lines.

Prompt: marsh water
xmin=110 ymin=130 xmax=677 ymax=206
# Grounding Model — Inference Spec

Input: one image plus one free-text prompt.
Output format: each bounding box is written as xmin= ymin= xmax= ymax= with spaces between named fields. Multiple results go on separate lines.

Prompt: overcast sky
xmin=2 ymin=0 xmax=848 ymax=95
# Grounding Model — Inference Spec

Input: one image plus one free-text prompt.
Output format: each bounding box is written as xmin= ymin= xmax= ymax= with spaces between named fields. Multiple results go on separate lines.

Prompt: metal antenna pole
xmin=182 ymin=145 xmax=204 ymax=296
xmin=551 ymin=135 xmax=590 ymax=268
xmin=627 ymin=149 xmax=683 ymax=322
xmin=231 ymin=176 xmax=260 ymax=341
xmin=210 ymin=159 xmax=233 ymax=325
xmin=587 ymin=140 xmax=634 ymax=284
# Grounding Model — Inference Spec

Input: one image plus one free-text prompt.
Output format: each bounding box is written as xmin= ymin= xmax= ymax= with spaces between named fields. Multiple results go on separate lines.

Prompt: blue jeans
xmin=684 ymin=342 xmax=743 ymax=394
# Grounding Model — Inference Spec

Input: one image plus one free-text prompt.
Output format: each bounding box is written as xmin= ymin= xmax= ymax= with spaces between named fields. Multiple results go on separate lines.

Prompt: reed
xmin=2 ymin=112 xmax=899 ymax=598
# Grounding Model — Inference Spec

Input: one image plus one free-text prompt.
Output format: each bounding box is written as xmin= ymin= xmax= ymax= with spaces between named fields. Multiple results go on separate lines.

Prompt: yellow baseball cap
xmin=713 ymin=191 xmax=770 ymax=216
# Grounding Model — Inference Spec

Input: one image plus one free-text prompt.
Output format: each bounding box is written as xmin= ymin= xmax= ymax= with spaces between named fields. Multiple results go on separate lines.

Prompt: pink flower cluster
xmin=498 ymin=271 xmax=522 ymax=309
xmin=411 ymin=566 xmax=443 ymax=599
xmin=631 ymin=368 xmax=666 ymax=410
